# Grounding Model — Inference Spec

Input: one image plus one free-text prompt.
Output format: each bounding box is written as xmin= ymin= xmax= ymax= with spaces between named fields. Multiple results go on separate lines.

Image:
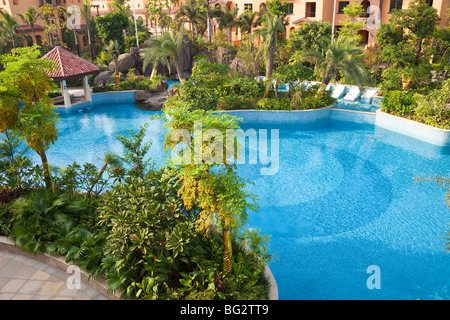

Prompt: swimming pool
xmin=28 ymin=102 xmax=450 ymax=300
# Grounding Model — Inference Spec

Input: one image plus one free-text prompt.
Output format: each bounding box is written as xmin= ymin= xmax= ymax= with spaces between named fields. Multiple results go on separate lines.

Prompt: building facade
xmin=1 ymin=0 xmax=449 ymax=51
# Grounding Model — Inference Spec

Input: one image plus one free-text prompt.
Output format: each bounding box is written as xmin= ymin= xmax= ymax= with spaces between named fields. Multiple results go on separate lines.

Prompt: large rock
xmin=135 ymin=91 xmax=168 ymax=110
xmin=216 ymin=46 xmax=235 ymax=65
xmin=93 ymin=70 xmax=114 ymax=86
xmin=109 ymin=47 xmax=144 ymax=75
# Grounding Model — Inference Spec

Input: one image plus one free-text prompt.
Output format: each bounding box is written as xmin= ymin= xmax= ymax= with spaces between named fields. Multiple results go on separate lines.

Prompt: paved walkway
xmin=0 ymin=251 xmax=109 ymax=300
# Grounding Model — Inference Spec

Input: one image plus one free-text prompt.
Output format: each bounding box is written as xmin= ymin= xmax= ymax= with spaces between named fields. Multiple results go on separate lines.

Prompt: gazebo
xmin=42 ymin=46 xmax=99 ymax=108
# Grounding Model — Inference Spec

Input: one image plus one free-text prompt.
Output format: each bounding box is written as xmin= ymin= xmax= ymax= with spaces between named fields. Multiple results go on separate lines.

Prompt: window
xmin=425 ymin=0 xmax=433 ymax=6
xmin=337 ymin=1 xmax=349 ymax=14
xmin=389 ymin=0 xmax=403 ymax=12
xmin=2 ymin=0 xmax=5 ymax=5
xmin=244 ymin=3 xmax=252 ymax=12
xmin=306 ymin=2 xmax=316 ymax=18
xmin=287 ymin=3 xmax=294 ymax=15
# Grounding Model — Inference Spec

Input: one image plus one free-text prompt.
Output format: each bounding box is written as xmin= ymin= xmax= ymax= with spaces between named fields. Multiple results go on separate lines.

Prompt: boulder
xmin=135 ymin=91 xmax=168 ymax=110
xmin=108 ymin=47 xmax=144 ymax=75
xmin=93 ymin=70 xmax=114 ymax=86
xmin=229 ymin=57 xmax=251 ymax=77
xmin=216 ymin=46 xmax=235 ymax=65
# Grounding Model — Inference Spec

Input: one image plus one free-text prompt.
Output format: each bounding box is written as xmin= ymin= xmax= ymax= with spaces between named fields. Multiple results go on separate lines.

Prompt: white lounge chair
xmin=360 ymin=88 xmax=379 ymax=103
xmin=343 ymin=86 xmax=361 ymax=101
xmin=332 ymin=84 xmax=346 ymax=99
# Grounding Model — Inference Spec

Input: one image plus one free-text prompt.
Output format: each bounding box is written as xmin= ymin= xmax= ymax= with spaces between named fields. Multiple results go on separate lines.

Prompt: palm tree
xmin=141 ymin=42 xmax=170 ymax=79
xmin=81 ymin=0 xmax=95 ymax=59
xmin=237 ymin=10 xmax=260 ymax=51
xmin=216 ymin=6 xmax=239 ymax=47
xmin=255 ymin=6 xmax=285 ymax=78
xmin=144 ymin=30 xmax=187 ymax=82
xmin=105 ymin=40 xmax=121 ymax=75
xmin=17 ymin=7 xmax=41 ymax=46
xmin=176 ymin=4 xmax=202 ymax=38
xmin=295 ymin=35 xmax=370 ymax=89
xmin=0 ymin=10 xmax=19 ymax=49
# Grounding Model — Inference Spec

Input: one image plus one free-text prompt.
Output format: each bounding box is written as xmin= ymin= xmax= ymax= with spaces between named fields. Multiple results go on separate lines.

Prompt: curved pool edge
xmin=265 ymin=264 xmax=278 ymax=300
xmin=54 ymin=91 xmax=450 ymax=148
xmin=0 ymin=236 xmax=120 ymax=300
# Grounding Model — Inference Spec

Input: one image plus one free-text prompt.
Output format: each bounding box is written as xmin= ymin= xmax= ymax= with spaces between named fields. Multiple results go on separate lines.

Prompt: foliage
xmin=96 ymin=11 xmax=130 ymax=50
xmin=143 ymin=30 xmax=187 ymax=81
xmin=294 ymin=35 xmax=370 ymax=87
xmin=255 ymin=97 xmax=291 ymax=110
xmin=376 ymin=0 xmax=441 ymax=90
xmin=288 ymin=21 xmax=332 ymax=53
xmin=339 ymin=0 xmax=364 ymax=42
xmin=0 ymin=46 xmax=59 ymax=190
xmin=0 ymin=130 xmax=44 ymax=191
xmin=293 ymin=86 xmax=336 ymax=110
xmin=271 ymin=63 xmax=314 ymax=97
xmin=255 ymin=5 xmax=285 ymax=78
xmin=380 ymin=90 xmax=417 ymax=116
xmin=162 ymin=104 xmax=260 ymax=274
xmin=415 ymin=79 xmax=450 ymax=129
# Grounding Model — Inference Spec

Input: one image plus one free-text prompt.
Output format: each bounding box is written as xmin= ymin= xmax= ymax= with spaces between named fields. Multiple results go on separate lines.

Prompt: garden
xmin=0 ymin=0 xmax=449 ymax=301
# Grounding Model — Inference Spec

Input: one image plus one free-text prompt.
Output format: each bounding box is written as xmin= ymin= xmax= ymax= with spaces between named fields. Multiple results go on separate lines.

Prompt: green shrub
xmin=380 ymin=90 xmax=417 ymax=116
xmin=296 ymin=87 xmax=336 ymax=110
xmin=256 ymin=97 xmax=292 ymax=110
xmin=415 ymin=79 xmax=450 ymax=129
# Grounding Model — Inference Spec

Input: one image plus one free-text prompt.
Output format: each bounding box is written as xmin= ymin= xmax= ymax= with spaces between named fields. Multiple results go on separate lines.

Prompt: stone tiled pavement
xmin=0 ymin=251 xmax=109 ymax=300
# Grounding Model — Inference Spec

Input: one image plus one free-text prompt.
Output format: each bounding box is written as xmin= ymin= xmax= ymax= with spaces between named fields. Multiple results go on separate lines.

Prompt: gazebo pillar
xmin=61 ymin=80 xmax=72 ymax=108
xmin=83 ymin=75 xmax=92 ymax=102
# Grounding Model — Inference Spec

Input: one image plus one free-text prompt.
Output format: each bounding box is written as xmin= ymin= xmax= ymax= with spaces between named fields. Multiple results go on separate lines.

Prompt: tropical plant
xmin=380 ymin=90 xmax=417 ymax=116
xmin=288 ymin=21 xmax=332 ymax=53
xmin=176 ymin=1 xmax=206 ymax=38
xmin=104 ymin=40 xmax=121 ymax=75
xmin=216 ymin=6 xmax=239 ymax=47
xmin=0 ymin=10 xmax=20 ymax=49
xmin=294 ymin=35 xmax=370 ymax=89
xmin=144 ymin=30 xmax=188 ymax=81
xmin=95 ymin=10 xmax=130 ymax=50
xmin=376 ymin=0 xmax=440 ymax=90
xmin=237 ymin=10 xmax=260 ymax=51
xmin=162 ymin=105 xmax=259 ymax=274
xmin=16 ymin=7 xmax=41 ymax=46
xmin=81 ymin=0 xmax=95 ymax=58
xmin=255 ymin=6 xmax=285 ymax=79
xmin=0 ymin=46 xmax=58 ymax=191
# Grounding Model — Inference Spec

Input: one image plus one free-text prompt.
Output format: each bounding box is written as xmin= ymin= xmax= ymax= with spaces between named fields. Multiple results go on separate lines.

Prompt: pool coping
xmin=0 ymin=235 xmax=121 ymax=300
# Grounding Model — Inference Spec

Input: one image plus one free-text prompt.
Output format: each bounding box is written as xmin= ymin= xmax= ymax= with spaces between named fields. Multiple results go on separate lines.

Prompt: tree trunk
xmin=37 ymin=150 xmax=53 ymax=191
xmin=87 ymin=27 xmax=95 ymax=59
xmin=222 ymin=215 xmax=232 ymax=274
xmin=73 ymin=29 xmax=80 ymax=56
xmin=229 ymin=27 xmax=232 ymax=47
xmin=174 ymin=58 xmax=185 ymax=82
xmin=265 ymin=40 xmax=275 ymax=78
xmin=415 ymin=40 xmax=423 ymax=66
xmin=88 ymin=162 xmax=107 ymax=195
xmin=32 ymin=28 xmax=37 ymax=45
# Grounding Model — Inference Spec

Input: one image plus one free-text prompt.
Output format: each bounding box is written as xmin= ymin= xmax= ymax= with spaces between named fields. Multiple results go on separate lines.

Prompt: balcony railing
xmin=305 ymin=11 xmax=316 ymax=18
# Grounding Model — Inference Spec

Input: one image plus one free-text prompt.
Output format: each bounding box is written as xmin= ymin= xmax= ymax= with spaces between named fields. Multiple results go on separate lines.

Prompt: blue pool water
xmin=27 ymin=102 xmax=450 ymax=300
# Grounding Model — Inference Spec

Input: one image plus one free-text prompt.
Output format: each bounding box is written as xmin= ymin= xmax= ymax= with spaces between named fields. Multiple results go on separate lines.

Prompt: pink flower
xmin=131 ymin=234 xmax=137 ymax=240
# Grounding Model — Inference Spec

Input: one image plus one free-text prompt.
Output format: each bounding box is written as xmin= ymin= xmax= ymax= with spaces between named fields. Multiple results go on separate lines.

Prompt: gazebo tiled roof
xmin=42 ymin=46 xmax=99 ymax=81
